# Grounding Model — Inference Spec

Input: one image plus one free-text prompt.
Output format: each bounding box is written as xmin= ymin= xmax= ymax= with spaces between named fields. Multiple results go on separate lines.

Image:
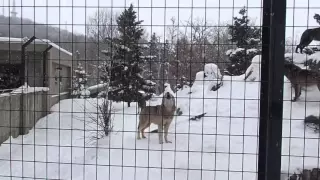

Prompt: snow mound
xmin=191 ymin=63 xmax=222 ymax=93
xmin=10 ymin=83 xmax=49 ymax=94
xmin=204 ymin=63 xmax=222 ymax=80
xmin=244 ymin=55 xmax=262 ymax=81
xmin=308 ymin=52 xmax=320 ymax=65
xmin=285 ymin=53 xmax=309 ymax=64
xmin=284 ymin=52 xmax=320 ymax=70
xmin=284 ymin=52 xmax=320 ymax=65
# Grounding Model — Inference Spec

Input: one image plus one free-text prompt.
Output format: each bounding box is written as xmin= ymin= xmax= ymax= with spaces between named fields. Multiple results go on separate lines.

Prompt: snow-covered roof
xmin=41 ymin=39 xmax=73 ymax=56
xmin=0 ymin=37 xmax=72 ymax=56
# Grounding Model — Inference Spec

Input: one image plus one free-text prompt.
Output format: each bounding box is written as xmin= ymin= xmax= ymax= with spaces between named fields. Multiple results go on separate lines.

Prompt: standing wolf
xmin=283 ymin=62 xmax=320 ymax=101
xmin=295 ymin=27 xmax=320 ymax=54
xmin=137 ymin=91 xmax=176 ymax=144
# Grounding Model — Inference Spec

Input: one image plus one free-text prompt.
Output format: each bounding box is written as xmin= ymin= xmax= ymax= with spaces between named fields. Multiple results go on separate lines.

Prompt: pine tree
xmin=225 ymin=7 xmax=261 ymax=75
xmin=108 ymin=4 xmax=155 ymax=107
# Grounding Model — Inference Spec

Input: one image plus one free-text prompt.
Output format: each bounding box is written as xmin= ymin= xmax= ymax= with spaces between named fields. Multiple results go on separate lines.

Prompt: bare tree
xmin=87 ymin=9 xmax=119 ymax=42
xmin=169 ymin=17 xmax=231 ymax=87
xmin=86 ymin=8 xmax=119 ymax=85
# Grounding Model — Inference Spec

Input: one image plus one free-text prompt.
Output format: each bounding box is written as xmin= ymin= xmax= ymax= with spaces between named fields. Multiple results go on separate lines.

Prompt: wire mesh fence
xmin=0 ymin=0 xmax=319 ymax=179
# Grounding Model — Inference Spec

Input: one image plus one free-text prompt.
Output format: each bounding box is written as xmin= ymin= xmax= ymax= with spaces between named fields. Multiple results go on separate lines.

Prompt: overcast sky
xmin=2 ymin=0 xmax=320 ymax=42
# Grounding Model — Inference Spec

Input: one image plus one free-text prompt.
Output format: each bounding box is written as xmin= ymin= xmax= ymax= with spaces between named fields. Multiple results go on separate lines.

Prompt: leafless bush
xmin=77 ymin=98 xmax=115 ymax=144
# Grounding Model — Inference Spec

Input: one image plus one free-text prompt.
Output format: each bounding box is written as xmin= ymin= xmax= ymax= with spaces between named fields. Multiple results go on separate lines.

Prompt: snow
xmin=285 ymin=53 xmax=309 ymax=64
xmin=308 ymin=52 xmax=320 ymax=64
xmin=40 ymin=39 xmax=73 ymax=56
xmin=227 ymin=48 xmax=259 ymax=58
xmin=120 ymin=45 xmax=131 ymax=51
xmin=284 ymin=52 xmax=320 ymax=70
xmin=10 ymin=83 xmax=49 ymax=94
xmin=0 ymin=37 xmax=25 ymax=42
xmin=246 ymin=48 xmax=259 ymax=54
xmin=1 ymin=69 xmax=320 ymax=179
xmin=80 ymin=89 xmax=90 ymax=98
xmin=190 ymin=63 xmax=222 ymax=94
xmin=51 ymin=92 xmax=69 ymax=98
xmin=204 ymin=63 xmax=222 ymax=80
xmin=87 ymin=83 xmax=108 ymax=92
xmin=283 ymin=52 xmax=320 ymax=68
xmin=244 ymin=55 xmax=262 ymax=81
xmin=140 ymin=55 xmax=157 ymax=59
xmin=145 ymin=80 xmax=156 ymax=85
xmin=74 ymin=69 xmax=87 ymax=75
xmin=0 ymin=37 xmax=73 ymax=56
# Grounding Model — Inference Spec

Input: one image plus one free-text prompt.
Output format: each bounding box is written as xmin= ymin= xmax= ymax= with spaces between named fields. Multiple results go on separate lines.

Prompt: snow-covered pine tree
xmin=108 ymin=4 xmax=155 ymax=107
xmin=72 ymin=62 xmax=90 ymax=98
xmin=225 ymin=7 xmax=261 ymax=75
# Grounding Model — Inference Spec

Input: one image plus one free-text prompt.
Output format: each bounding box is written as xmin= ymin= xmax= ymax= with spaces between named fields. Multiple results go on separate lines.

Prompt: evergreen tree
xmin=225 ymin=7 xmax=261 ymax=75
xmin=107 ymin=4 xmax=155 ymax=107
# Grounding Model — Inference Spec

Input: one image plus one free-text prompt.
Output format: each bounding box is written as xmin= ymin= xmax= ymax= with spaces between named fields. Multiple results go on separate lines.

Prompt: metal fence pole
xmin=258 ymin=0 xmax=287 ymax=179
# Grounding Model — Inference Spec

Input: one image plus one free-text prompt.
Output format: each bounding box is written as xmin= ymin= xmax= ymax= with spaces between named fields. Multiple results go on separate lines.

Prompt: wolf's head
xmin=162 ymin=92 xmax=175 ymax=110
xmin=283 ymin=62 xmax=301 ymax=75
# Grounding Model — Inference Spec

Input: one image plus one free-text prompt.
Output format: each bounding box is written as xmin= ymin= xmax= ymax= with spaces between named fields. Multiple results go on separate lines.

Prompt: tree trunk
xmin=127 ymin=101 xmax=131 ymax=107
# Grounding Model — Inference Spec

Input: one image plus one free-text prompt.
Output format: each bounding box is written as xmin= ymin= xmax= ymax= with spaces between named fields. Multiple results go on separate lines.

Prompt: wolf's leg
xmin=316 ymin=81 xmax=320 ymax=92
xmin=137 ymin=117 xmax=147 ymax=140
xmin=137 ymin=127 xmax=141 ymax=140
xmin=141 ymin=123 xmax=150 ymax=138
xmin=295 ymin=45 xmax=300 ymax=53
xmin=164 ymin=121 xmax=172 ymax=143
xmin=158 ymin=124 xmax=164 ymax=144
xmin=292 ymin=84 xmax=301 ymax=102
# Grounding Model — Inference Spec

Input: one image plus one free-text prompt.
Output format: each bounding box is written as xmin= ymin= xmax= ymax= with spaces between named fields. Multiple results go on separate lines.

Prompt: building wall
xmin=26 ymin=51 xmax=44 ymax=87
xmin=0 ymin=90 xmax=48 ymax=145
xmin=49 ymin=62 xmax=71 ymax=95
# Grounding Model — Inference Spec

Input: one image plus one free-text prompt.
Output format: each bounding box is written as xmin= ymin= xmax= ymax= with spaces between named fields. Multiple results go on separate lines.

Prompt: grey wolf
xmin=283 ymin=63 xmax=320 ymax=101
xmin=296 ymin=27 xmax=320 ymax=53
xmin=137 ymin=91 xmax=176 ymax=144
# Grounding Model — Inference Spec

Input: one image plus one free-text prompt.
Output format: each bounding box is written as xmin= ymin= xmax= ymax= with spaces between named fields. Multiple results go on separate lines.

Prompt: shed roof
xmin=0 ymin=37 xmax=72 ymax=56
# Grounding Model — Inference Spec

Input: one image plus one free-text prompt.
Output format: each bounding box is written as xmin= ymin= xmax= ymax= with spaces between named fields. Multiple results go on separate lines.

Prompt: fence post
xmin=258 ymin=0 xmax=287 ymax=179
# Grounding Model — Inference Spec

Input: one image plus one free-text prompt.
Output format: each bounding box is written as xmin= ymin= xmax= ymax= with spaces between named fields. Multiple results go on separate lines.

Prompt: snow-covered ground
xmin=0 ymin=71 xmax=320 ymax=179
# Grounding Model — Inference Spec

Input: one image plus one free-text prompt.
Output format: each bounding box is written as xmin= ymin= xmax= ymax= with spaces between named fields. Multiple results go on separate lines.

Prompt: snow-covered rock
xmin=204 ymin=63 xmax=222 ymax=80
xmin=191 ymin=63 xmax=223 ymax=93
xmin=244 ymin=55 xmax=262 ymax=81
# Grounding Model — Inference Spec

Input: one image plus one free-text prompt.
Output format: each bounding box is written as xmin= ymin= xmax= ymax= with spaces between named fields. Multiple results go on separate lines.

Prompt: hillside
xmin=0 ymin=16 xmax=101 ymax=85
